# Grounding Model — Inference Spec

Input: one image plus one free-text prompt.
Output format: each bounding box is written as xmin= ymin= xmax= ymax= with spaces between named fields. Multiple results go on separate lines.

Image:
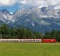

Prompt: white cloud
xmin=54 ymin=6 xmax=60 ymax=9
xmin=0 ymin=0 xmax=17 ymax=6
xmin=20 ymin=0 xmax=27 ymax=4
xmin=0 ymin=0 xmax=60 ymax=7
xmin=19 ymin=0 xmax=60 ymax=7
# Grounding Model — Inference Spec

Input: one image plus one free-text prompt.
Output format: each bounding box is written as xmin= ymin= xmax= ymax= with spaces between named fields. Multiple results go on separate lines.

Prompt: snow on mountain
xmin=0 ymin=9 xmax=13 ymax=24
xmin=31 ymin=21 xmax=35 ymax=26
xmin=0 ymin=7 xmax=60 ymax=33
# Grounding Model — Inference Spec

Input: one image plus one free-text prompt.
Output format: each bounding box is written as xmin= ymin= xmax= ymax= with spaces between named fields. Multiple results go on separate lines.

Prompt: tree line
xmin=0 ymin=24 xmax=41 ymax=39
xmin=0 ymin=24 xmax=60 ymax=42
xmin=43 ymin=30 xmax=60 ymax=42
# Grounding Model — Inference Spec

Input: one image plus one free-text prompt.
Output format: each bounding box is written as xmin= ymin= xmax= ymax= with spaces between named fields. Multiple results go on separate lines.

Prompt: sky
xmin=0 ymin=0 xmax=60 ymax=13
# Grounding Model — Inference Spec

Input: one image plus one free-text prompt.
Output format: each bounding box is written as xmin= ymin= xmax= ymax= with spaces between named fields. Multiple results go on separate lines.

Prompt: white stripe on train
xmin=0 ymin=39 xmax=42 ymax=42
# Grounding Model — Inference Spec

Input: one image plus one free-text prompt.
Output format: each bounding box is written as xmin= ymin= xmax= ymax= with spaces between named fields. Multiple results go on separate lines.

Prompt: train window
xmin=31 ymin=40 xmax=33 ymax=42
xmin=36 ymin=40 xmax=39 ymax=42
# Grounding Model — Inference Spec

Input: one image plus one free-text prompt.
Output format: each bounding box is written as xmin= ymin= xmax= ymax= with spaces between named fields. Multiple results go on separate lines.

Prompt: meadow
xmin=0 ymin=43 xmax=60 ymax=56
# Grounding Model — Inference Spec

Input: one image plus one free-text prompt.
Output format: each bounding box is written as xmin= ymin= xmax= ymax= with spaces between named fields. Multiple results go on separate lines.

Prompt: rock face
xmin=0 ymin=7 xmax=60 ymax=33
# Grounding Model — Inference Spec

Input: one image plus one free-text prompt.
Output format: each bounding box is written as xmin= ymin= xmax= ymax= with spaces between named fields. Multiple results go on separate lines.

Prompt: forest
xmin=0 ymin=24 xmax=60 ymax=41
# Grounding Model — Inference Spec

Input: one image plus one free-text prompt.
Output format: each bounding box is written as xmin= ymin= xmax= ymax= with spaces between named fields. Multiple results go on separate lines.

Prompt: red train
xmin=0 ymin=39 xmax=56 ymax=43
xmin=42 ymin=39 xmax=56 ymax=43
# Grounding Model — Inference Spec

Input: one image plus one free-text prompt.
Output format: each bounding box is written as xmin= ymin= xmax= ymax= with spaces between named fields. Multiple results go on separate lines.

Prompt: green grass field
xmin=0 ymin=43 xmax=60 ymax=56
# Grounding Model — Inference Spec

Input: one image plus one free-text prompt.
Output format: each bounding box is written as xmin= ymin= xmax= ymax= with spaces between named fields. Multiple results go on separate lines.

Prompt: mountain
xmin=0 ymin=9 xmax=13 ymax=24
xmin=0 ymin=7 xmax=60 ymax=33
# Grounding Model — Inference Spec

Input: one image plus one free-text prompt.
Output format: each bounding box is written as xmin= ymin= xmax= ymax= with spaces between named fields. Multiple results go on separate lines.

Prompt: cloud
xmin=0 ymin=0 xmax=60 ymax=7
xmin=20 ymin=0 xmax=27 ymax=4
xmin=19 ymin=0 xmax=60 ymax=7
xmin=54 ymin=6 xmax=60 ymax=9
xmin=0 ymin=0 xmax=17 ymax=6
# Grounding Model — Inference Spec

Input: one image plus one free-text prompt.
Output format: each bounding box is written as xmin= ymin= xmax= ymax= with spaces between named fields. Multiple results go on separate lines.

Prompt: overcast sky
xmin=0 ymin=0 xmax=60 ymax=13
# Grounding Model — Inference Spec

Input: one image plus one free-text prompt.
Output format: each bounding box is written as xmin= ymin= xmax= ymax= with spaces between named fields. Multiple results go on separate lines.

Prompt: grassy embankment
xmin=0 ymin=43 xmax=60 ymax=56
